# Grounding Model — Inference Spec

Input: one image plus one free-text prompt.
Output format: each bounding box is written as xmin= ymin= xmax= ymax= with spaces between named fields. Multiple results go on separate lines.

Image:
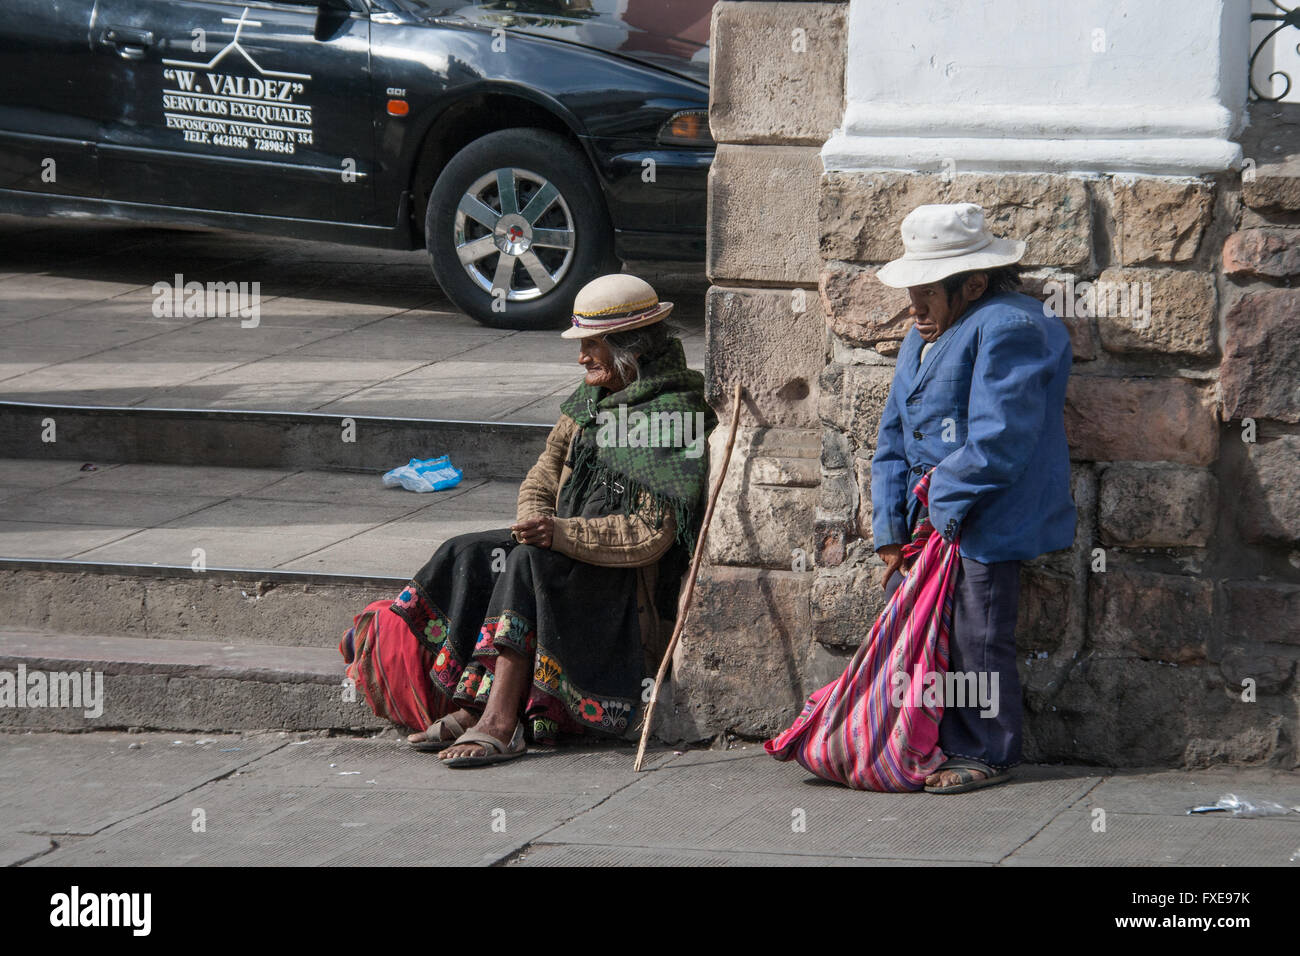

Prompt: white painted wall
xmin=824 ymin=0 xmax=1252 ymax=175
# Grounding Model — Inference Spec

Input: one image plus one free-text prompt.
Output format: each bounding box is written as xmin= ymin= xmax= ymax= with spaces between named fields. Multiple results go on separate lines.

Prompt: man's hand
xmin=878 ymin=544 xmax=904 ymax=592
xmin=512 ymin=516 xmax=554 ymax=549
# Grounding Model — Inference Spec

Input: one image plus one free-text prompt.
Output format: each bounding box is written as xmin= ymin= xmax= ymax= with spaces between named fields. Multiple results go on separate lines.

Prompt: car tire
xmin=425 ymin=127 xmax=620 ymax=330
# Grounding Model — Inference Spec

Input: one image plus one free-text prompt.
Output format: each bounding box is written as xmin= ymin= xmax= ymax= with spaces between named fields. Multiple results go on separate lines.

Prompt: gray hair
xmin=603 ymin=323 xmax=675 ymax=385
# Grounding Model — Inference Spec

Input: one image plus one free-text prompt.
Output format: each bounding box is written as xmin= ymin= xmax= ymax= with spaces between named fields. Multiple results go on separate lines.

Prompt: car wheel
xmin=425 ymin=128 xmax=619 ymax=330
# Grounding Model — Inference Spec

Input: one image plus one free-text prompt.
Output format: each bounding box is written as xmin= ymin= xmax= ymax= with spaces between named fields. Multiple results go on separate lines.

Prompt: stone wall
xmin=669 ymin=1 xmax=1299 ymax=769
xmin=666 ymin=1 xmax=846 ymax=742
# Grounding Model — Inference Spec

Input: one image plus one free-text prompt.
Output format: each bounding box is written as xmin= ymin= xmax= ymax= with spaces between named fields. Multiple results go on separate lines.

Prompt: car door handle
xmin=103 ymin=26 xmax=154 ymax=60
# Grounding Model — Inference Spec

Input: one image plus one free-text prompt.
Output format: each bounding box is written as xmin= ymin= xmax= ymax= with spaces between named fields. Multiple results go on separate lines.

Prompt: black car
xmin=0 ymin=0 xmax=715 ymax=328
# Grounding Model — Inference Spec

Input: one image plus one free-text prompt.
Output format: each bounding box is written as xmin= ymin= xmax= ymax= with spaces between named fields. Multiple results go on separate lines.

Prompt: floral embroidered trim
xmin=474 ymin=613 xmax=637 ymax=734
xmin=429 ymin=642 xmax=466 ymax=696
xmin=531 ymin=647 xmax=635 ymax=734
xmin=391 ymin=581 xmax=452 ymax=650
xmin=530 ymin=717 xmax=561 ymax=743
xmin=475 ymin=609 xmax=538 ymax=659
xmin=455 ymin=666 xmax=493 ymax=702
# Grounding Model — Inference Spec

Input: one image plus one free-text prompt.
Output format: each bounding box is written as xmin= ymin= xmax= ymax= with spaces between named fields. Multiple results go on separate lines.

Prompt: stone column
xmin=665 ymin=2 xmax=850 ymax=742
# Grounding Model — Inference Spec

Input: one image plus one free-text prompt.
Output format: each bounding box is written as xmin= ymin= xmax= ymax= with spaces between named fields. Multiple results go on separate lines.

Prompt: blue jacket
xmin=870 ymin=291 xmax=1076 ymax=563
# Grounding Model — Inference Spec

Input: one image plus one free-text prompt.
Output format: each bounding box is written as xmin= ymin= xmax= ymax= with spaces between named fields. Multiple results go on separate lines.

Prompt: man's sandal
xmin=440 ymin=722 xmax=527 ymax=768
xmin=924 ymin=758 xmax=1010 ymax=794
xmin=407 ymin=713 xmax=469 ymax=753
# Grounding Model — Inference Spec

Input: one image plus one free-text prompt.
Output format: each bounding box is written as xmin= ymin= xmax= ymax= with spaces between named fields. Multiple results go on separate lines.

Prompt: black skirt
xmin=390 ymin=527 xmax=646 ymax=744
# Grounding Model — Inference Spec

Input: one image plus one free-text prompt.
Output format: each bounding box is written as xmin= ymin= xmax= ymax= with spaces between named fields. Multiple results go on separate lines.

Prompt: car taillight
xmin=658 ymin=110 xmax=713 ymax=146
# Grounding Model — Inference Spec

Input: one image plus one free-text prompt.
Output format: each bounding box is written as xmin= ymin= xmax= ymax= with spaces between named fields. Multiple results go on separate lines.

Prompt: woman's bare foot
xmin=438 ymin=647 xmax=530 ymax=761
xmin=925 ymin=767 xmax=986 ymax=788
xmin=438 ymin=712 xmax=517 ymax=761
xmin=406 ymin=708 xmax=478 ymax=746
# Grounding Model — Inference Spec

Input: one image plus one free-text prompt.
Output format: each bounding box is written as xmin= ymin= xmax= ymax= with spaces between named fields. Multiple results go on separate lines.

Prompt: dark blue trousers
xmin=885 ymin=555 xmax=1023 ymax=770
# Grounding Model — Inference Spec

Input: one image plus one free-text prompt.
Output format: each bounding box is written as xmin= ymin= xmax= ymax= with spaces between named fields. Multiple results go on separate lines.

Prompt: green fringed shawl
xmin=558 ymin=337 xmax=717 ymax=556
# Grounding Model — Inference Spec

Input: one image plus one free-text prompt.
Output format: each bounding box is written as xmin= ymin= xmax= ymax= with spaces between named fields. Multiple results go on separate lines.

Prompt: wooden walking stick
xmin=633 ymin=382 xmax=743 ymax=772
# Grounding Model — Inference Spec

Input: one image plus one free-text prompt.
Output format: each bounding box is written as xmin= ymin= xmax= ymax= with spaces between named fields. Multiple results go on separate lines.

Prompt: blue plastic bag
xmin=382 ymin=455 xmax=463 ymax=493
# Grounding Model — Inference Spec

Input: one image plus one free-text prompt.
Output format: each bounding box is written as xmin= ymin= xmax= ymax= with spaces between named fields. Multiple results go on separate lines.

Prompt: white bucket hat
xmin=876 ymin=203 xmax=1026 ymax=289
xmin=561 ymin=273 xmax=674 ymax=339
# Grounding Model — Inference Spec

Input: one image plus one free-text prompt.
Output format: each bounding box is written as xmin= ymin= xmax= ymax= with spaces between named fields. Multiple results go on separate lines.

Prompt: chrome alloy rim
xmin=454 ymin=167 xmax=575 ymax=301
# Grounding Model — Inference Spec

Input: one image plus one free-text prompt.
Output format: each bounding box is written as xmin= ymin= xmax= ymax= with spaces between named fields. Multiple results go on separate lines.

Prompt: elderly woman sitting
xmin=341 ymin=274 xmax=714 ymax=766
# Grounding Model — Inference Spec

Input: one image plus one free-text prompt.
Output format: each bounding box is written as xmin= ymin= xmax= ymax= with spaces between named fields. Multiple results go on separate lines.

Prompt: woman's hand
xmin=878 ymin=544 xmax=904 ymax=591
xmin=512 ymin=516 xmax=555 ymax=548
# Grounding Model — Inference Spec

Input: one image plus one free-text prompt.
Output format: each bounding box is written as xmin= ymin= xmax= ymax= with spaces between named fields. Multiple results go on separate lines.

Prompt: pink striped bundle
xmin=764 ymin=472 xmax=958 ymax=791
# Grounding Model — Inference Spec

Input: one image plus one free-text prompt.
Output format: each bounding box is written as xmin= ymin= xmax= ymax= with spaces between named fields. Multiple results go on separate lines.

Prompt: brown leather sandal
xmin=407 ymin=713 xmax=469 ymax=753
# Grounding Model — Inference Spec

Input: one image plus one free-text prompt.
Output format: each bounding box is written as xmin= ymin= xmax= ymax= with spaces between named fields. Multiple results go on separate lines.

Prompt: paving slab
xmin=71 ymin=463 xmax=292 ymax=498
xmin=0 ymin=216 xmax=705 ymax=422
xmin=245 ymin=472 xmax=490 ymax=506
xmin=0 ymin=731 xmax=285 ymax=836
xmin=1003 ymin=809 xmax=1300 ymax=867
xmin=0 ymin=831 xmax=54 ymax=867
xmin=24 ymin=736 xmax=672 ymax=865
xmin=507 ymin=843 xmax=990 ymax=866
xmin=280 ymin=511 xmax=513 ymax=576
xmin=1077 ymin=766 xmax=1300 ymax=815
xmin=0 ymin=347 xmax=91 ymax=383
xmin=1001 ymin=766 xmax=1300 ymax=866
xmin=244 ymin=296 xmax=425 ymax=327
xmin=277 ymin=535 xmax=454 ymax=577
xmin=34 ymin=784 xmax=592 ymax=867
xmin=0 ymin=460 xmax=115 ymax=488
xmin=0 ymin=521 xmax=141 ymax=559
xmin=314 ymin=360 xmax=581 ymax=422
xmin=150 ymin=495 xmax=421 ymax=536
xmin=344 ymin=511 xmax=511 ymax=544
xmin=71 ymin=526 xmax=367 ymax=569
xmin=542 ymin=747 xmax=1101 ymax=864
xmin=0 ymin=341 xmax=253 ymax=403
xmin=502 ymin=391 xmax=571 ymax=425
xmin=0 ymin=282 xmax=153 ymax=324
xmin=2 ymin=314 xmax=186 ymax=354
xmin=434 ymin=478 xmax=525 ymax=513
xmin=0 ymin=729 xmax=1295 ymax=866
xmin=0 ymin=486 xmax=225 ymax=528
xmin=0 ymin=460 xmax=516 ymax=576
xmin=136 ymin=317 xmax=347 ymax=356
xmin=229 ymin=736 xmax=673 ymax=795
xmin=147 ymin=356 xmax=433 ymax=410
xmin=290 ymin=310 xmax=511 ymax=361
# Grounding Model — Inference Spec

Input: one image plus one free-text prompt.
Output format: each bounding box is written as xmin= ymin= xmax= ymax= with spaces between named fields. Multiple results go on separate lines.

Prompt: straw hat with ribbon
xmin=561 ymin=274 xmax=673 ymax=339
xmin=876 ymin=203 xmax=1026 ymax=289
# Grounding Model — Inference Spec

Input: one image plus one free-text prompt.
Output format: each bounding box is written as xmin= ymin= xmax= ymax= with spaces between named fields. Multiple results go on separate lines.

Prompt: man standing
xmin=871 ymin=203 xmax=1076 ymax=793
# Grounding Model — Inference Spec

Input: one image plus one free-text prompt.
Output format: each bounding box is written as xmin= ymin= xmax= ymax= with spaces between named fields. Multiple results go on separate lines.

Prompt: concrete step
xmin=0 ymin=401 xmax=550 ymax=480
xmin=0 ymin=458 xmax=519 ymax=581
xmin=0 ymin=629 xmax=383 ymax=732
xmin=0 ymin=458 xmax=522 ymax=650
xmin=1 ymin=564 xmax=399 ymax=648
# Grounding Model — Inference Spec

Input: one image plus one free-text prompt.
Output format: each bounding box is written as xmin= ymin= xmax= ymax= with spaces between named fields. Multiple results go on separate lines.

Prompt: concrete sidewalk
xmin=0 ymin=459 xmax=516 ymax=576
xmin=3 ymin=731 xmax=1298 ymax=867
xmin=0 ymin=216 xmax=705 ymax=423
